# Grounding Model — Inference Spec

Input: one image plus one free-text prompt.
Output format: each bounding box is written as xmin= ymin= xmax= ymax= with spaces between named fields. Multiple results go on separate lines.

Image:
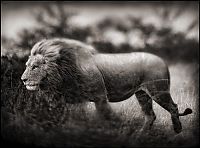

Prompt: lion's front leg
xmin=81 ymin=60 xmax=121 ymax=124
xmin=94 ymin=99 xmax=113 ymax=120
xmin=94 ymin=98 xmax=122 ymax=127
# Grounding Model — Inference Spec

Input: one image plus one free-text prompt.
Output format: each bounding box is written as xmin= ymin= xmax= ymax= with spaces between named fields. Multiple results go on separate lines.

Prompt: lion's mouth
xmin=24 ymin=82 xmax=39 ymax=90
xmin=26 ymin=85 xmax=39 ymax=90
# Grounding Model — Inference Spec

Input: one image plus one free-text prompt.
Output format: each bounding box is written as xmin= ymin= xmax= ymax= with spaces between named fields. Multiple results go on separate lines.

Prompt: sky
xmin=1 ymin=1 xmax=199 ymax=41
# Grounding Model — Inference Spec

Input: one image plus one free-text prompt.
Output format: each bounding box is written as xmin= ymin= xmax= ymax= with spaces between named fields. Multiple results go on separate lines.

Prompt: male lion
xmin=21 ymin=38 xmax=192 ymax=134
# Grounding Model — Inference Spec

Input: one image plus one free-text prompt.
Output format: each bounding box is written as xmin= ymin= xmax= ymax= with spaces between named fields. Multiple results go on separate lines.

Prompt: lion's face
xmin=21 ymin=54 xmax=47 ymax=91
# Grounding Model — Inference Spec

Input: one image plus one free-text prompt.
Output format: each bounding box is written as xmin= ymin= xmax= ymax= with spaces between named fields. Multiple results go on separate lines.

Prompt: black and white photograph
xmin=1 ymin=1 xmax=199 ymax=147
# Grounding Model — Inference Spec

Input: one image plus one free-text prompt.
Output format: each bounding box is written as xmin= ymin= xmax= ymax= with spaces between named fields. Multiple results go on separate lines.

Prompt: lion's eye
xmin=32 ymin=65 xmax=39 ymax=70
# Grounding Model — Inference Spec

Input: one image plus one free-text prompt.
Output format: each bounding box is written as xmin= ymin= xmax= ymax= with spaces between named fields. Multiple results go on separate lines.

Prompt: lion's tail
xmin=178 ymin=108 xmax=193 ymax=116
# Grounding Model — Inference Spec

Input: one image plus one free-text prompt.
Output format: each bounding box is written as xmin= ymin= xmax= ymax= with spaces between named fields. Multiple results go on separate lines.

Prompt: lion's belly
xmin=94 ymin=53 xmax=144 ymax=102
xmin=102 ymin=72 xmax=142 ymax=102
xmin=105 ymin=80 xmax=139 ymax=102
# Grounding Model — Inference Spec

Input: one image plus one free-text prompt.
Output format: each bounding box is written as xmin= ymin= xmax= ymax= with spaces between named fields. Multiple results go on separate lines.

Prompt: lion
xmin=21 ymin=38 xmax=192 ymax=134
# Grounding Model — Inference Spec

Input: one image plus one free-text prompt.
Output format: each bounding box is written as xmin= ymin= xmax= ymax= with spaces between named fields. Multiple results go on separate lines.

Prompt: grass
xmin=1 ymin=62 xmax=199 ymax=147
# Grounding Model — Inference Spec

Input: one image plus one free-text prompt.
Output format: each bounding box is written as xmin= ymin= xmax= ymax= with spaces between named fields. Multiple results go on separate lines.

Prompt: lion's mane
xmin=31 ymin=38 xmax=97 ymax=103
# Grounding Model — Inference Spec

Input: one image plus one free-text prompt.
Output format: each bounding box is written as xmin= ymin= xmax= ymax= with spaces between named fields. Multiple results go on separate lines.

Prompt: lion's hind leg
xmin=151 ymin=92 xmax=182 ymax=133
xmin=135 ymin=90 xmax=156 ymax=132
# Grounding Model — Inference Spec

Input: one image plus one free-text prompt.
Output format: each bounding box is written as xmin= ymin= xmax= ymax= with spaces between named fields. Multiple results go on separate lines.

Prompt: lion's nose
xmin=22 ymin=78 xmax=28 ymax=82
xmin=21 ymin=75 xmax=28 ymax=82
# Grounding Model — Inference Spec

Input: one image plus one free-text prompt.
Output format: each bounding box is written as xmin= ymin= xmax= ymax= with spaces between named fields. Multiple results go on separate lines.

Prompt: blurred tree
xmin=1 ymin=3 xmax=199 ymax=62
xmin=8 ymin=4 xmax=94 ymax=54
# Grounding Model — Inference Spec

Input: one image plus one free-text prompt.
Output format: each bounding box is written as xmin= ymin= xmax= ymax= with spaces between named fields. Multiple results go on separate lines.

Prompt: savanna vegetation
xmin=1 ymin=2 xmax=199 ymax=147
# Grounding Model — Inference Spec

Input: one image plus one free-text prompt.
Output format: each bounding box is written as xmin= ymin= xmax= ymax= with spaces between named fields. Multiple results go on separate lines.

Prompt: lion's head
xmin=21 ymin=40 xmax=61 ymax=91
xmin=21 ymin=38 xmax=96 ymax=92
